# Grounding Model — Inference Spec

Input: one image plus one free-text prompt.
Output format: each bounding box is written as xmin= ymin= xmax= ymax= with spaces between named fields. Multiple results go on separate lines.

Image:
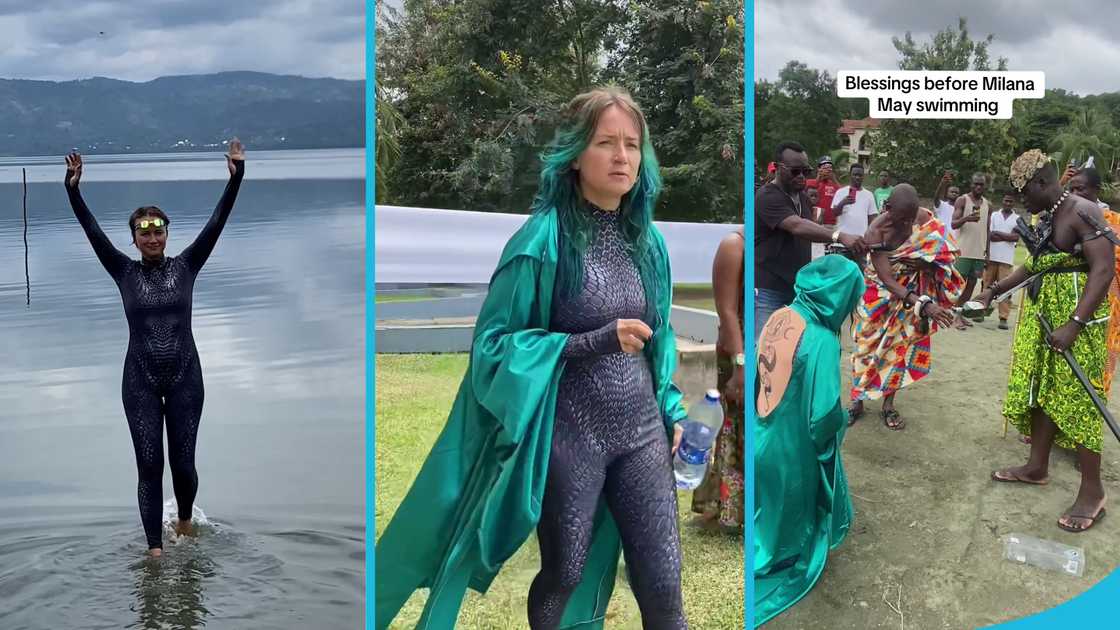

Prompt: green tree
xmin=610 ymin=0 xmax=744 ymax=222
xmin=752 ymin=61 xmax=867 ymax=182
xmin=1048 ymin=107 xmax=1120 ymax=169
xmin=378 ymin=0 xmax=627 ymax=212
xmin=375 ymin=80 xmax=404 ymax=204
xmin=871 ymin=18 xmax=1016 ymax=194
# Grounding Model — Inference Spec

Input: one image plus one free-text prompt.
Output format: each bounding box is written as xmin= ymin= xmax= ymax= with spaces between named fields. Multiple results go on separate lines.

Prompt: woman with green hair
xmin=376 ymin=87 xmax=690 ymax=629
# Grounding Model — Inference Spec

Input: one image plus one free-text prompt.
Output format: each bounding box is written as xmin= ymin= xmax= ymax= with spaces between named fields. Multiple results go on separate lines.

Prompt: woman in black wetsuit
xmin=65 ymin=140 xmax=245 ymax=556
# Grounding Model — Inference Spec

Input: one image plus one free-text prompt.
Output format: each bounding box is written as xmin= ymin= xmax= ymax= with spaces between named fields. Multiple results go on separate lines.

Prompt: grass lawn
xmin=375 ymin=354 xmax=744 ymax=629
xmin=374 ymin=294 xmax=435 ymax=304
xmin=672 ymin=283 xmax=716 ymax=313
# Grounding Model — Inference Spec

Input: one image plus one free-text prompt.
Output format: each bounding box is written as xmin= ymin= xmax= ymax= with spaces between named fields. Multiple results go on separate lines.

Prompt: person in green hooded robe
xmin=753 ymin=254 xmax=865 ymax=627
xmin=375 ymin=87 xmax=692 ymax=629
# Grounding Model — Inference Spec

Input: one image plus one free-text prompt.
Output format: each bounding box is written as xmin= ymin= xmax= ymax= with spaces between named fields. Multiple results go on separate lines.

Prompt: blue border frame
xmin=366 ymin=0 xmax=376 ymax=628
xmin=743 ymin=1 xmax=755 ymax=628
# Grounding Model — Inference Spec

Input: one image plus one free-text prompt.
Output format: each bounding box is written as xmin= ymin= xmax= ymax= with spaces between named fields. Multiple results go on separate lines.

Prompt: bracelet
xmin=989 ymin=280 xmax=1001 ymax=296
xmin=912 ymin=295 xmax=933 ymax=319
xmin=1071 ymin=314 xmax=1088 ymax=328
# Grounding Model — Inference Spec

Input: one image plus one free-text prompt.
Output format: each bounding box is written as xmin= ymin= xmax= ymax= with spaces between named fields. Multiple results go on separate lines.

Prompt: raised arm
xmin=65 ymin=152 xmax=130 ymax=278
xmin=181 ymin=139 xmax=245 ymax=273
xmin=934 ymin=173 xmax=950 ymax=205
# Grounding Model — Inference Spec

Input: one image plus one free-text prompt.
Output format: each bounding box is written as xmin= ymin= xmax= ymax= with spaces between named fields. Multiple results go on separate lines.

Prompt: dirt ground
xmin=765 ymin=301 xmax=1120 ymax=629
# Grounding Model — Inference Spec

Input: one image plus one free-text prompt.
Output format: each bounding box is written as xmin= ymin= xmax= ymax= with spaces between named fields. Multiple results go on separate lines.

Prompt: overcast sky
xmin=0 ymin=1 xmax=364 ymax=82
xmin=756 ymin=0 xmax=1120 ymax=96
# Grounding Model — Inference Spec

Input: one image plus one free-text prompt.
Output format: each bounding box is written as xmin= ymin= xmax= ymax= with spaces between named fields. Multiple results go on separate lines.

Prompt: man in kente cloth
xmin=848 ymin=185 xmax=962 ymax=430
xmin=754 ymin=254 xmax=866 ymax=627
xmin=978 ymin=149 xmax=1115 ymax=532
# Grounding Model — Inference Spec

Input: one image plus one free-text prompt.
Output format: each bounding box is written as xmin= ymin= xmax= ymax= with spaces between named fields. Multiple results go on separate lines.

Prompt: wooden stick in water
xmin=23 ymin=167 xmax=29 ymax=306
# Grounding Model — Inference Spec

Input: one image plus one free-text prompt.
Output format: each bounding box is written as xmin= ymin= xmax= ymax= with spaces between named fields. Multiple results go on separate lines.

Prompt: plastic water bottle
xmin=673 ymin=389 xmax=724 ymax=490
xmin=1003 ymin=533 xmax=1085 ymax=577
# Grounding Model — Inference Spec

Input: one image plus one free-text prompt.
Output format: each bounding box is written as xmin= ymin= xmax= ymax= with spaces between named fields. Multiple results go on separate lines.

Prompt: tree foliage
xmin=871 ymin=18 xmax=1015 ymax=192
xmin=754 ymin=18 xmax=1120 ymax=200
xmin=376 ymin=0 xmax=743 ymax=221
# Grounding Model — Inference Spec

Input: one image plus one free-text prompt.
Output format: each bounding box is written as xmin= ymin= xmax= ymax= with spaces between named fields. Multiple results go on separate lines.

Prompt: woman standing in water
xmin=377 ymin=88 xmax=690 ymax=628
xmin=65 ymin=139 xmax=246 ymax=556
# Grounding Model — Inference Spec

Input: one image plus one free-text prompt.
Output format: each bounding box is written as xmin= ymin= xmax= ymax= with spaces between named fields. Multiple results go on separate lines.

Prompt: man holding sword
xmin=977 ymin=149 xmax=1116 ymax=533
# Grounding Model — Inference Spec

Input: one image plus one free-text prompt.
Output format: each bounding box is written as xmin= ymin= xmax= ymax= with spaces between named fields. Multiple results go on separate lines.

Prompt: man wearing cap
xmin=755 ymin=141 xmax=869 ymax=340
xmin=806 ymin=156 xmax=841 ymax=227
xmin=977 ymin=150 xmax=1114 ymax=533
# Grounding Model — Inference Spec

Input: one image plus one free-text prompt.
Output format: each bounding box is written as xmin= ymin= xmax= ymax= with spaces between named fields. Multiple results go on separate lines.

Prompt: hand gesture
xmin=975 ymin=288 xmax=995 ymax=310
xmin=838 ymin=233 xmax=870 ymax=255
xmin=1063 ymin=165 xmax=1078 ymax=184
xmin=1048 ymin=322 xmax=1079 ymax=353
xmin=65 ymin=152 xmax=83 ymax=188
xmin=941 ymin=171 xmax=952 ymax=183
xmin=226 ymin=137 xmax=245 ymax=176
xmin=617 ymin=319 xmax=653 ymax=354
xmin=924 ymin=303 xmax=955 ymax=328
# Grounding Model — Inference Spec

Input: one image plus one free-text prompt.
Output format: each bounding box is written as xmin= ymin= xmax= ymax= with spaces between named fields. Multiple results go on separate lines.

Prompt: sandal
xmin=991 ymin=469 xmax=1049 ymax=485
xmin=848 ymin=403 xmax=865 ymax=427
xmin=1057 ymin=507 xmax=1107 ymax=533
xmin=882 ymin=408 xmax=905 ymax=430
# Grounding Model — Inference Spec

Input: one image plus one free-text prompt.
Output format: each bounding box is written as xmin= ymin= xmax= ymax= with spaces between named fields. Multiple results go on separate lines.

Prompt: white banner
xmin=374 ymin=205 xmax=739 ymax=284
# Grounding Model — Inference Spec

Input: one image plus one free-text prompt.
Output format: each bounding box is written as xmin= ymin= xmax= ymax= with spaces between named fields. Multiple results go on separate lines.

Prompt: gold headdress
xmin=1009 ymin=149 xmax=1051 ymax=192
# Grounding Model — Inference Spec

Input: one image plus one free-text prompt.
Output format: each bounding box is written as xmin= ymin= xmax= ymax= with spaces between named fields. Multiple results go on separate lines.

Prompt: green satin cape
xmin=375 ymin=210 xmax=687 ymax=629
xmin=753 ymin=255 xmax=864 ymax=627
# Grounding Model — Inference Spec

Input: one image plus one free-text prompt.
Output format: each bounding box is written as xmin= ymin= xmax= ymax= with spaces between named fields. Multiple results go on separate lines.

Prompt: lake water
xmin=0 ymin=149 xmax=365 ymax=629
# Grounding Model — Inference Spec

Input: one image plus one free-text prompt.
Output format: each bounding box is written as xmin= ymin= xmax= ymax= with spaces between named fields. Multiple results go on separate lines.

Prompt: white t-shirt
xmin=935 ymin=200 xmax=956 ymax=235
xmin=832 ymin=186 xmax=878 ymax=237
xmin=989 ymin=210 xmax=1019 ymax=265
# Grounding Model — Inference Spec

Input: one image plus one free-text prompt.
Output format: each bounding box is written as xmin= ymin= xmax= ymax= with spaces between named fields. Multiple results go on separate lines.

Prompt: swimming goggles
xmin=135 ymin=218 xmax=166 ymax=229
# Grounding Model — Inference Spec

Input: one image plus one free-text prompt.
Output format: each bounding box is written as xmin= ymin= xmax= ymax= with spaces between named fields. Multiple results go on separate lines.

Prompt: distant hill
xmin=0 ymin=71 xmax=364 ymax=155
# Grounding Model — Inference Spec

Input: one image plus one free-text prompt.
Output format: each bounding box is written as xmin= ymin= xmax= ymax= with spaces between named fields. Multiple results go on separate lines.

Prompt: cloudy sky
xmin=0 ymin=1 xmax=364 ymax=82
xmin=756 ymin=0 xmax=1120 ymax=95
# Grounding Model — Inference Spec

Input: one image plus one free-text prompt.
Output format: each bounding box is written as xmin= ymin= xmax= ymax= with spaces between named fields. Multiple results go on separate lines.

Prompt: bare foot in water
xmin=174 ymin=519 xmax=195 ymax=537
xmin=148 ymin=547 xmax=162 ymax=558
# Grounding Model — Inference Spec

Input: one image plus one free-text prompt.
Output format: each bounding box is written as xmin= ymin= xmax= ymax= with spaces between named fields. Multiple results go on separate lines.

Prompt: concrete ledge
xmin=375 ymin=322 xmax=718 ymax=401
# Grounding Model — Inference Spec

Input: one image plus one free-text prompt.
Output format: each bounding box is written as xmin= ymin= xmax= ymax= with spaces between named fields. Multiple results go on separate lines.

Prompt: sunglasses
xmin=135 ymin=218 xmax=166 ymax=230
xmin=780 ymin=164 xmax=814 ymax=177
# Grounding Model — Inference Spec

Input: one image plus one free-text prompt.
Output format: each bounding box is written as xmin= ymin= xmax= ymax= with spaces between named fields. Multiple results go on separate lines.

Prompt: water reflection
xmin=130 ymin=548 xmax=216 ymax=630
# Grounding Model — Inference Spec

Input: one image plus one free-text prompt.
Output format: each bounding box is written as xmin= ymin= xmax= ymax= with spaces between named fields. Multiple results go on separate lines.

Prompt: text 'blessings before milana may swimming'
xmin=844 ymin=74 xmax=1037 ymax=117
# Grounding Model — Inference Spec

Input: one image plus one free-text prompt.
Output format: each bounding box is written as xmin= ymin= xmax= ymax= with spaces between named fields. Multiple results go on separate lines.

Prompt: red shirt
xmin=807 ymin=178 xmax=840 ymax=224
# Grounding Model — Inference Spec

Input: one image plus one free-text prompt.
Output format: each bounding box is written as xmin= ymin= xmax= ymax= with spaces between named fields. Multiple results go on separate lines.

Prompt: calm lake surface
xmin=0 ymin=149 xmax=365 ymax=629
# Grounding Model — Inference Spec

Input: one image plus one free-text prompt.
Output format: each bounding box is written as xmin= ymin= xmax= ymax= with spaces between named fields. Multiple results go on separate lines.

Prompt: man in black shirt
xmin=755 ymin=142 xmax=868 ymax=339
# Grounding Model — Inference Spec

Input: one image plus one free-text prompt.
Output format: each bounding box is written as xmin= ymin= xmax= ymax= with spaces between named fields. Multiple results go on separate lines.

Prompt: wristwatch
xmin=1071 ymin=314 xmax=1088 ymax=328
xmin=831 ymin=230 xmax=841 ymax=243
xmin=734 ymin=353 xmax=745 ymax=366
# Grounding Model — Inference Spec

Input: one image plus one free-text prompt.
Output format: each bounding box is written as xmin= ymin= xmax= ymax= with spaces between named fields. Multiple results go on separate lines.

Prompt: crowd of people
xmin=754 ymin=141 xmax=1120 ymax=625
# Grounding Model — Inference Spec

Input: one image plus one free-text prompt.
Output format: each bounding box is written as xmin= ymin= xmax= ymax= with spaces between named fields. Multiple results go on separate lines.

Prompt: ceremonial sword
xmin=1038 ymin=314 xmax=1120 ymax=444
